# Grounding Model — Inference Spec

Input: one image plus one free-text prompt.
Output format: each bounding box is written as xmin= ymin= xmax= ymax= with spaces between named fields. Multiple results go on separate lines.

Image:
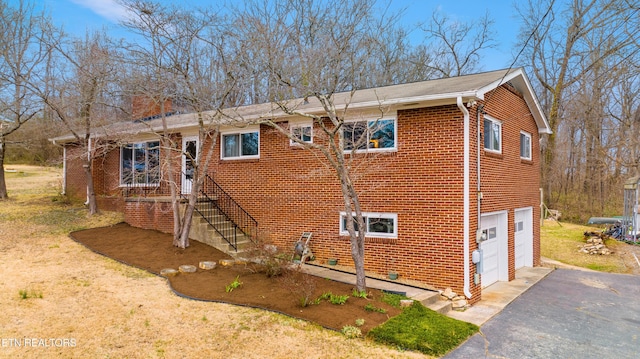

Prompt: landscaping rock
xmin=452 ymin=298 xmax=469 ymax=311
xmin=219 ymin=259 xmax=235 ymax=266
xmin=579 ymin=234 xmax=613 ymax=255
xmin=199 ymin=261 xmax=216 ymax=270
xmin=400 ymin=299 xmax=414 ymax=307
xmin=441 ymin=287 xmax=457 ymax=300
xmin=160 ymin=268 xmax=178 ymax=277
xmin=178 ymin=264 xmax=197 ymax=273
xmin=234 ymin=258 xmax=249 ymax=265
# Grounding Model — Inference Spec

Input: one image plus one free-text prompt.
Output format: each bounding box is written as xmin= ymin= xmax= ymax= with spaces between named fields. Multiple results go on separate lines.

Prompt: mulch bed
xmin=70 ymin=223 xmax=402 ymax=334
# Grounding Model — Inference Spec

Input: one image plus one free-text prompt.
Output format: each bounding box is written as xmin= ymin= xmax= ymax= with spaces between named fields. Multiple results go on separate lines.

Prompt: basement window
xmin=339 ymin=212 xmax=397 ymax=239
xmin=120 ymin=141 xmax=160 ymax=186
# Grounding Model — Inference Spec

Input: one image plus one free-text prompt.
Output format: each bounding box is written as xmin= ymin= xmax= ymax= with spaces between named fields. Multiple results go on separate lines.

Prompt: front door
xmin=181 ymin=136 xmax=198 ymax=194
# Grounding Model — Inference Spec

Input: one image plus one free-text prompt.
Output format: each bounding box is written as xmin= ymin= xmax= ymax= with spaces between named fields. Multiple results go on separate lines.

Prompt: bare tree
xmin=0 ymin=0 xmax=52 ymax=199
xmin=36 ymin=30 xmax=122 ymax=215
xmin=517 ymin=0 xmax=639 ymax=210
xmin=121 ymin=0 xmax=239 ymax=248
xmin=233 ymin=0 xmax=403 ymax=292
xmin=413 ymin=10 xmax=497 ymax=78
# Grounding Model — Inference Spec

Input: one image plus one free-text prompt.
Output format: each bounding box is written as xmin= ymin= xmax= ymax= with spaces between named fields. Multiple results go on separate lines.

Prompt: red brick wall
xmin=132 ymin=97 xmax=172 ymax=120
xmin=64 ymin=145 xmax=88 ymax=200
xmin=208 ymin=85 xmax=540 ymax=302
xmin=210 ymin=106 xmax=477 ymax=297
xmin=124 ymin=199 xmax=174 ymax=233
xmin=478 ymin=85 xmax=542 ymax=280
xmin=63 ymin=84 xmax=542 ymax=303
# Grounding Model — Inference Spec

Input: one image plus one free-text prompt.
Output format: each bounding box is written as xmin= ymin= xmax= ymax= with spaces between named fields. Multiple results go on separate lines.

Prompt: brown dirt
xmin=1 ymin=165 xmax=430 ymax=358
xmin=69 ymin=223 xmax=402 ymax=335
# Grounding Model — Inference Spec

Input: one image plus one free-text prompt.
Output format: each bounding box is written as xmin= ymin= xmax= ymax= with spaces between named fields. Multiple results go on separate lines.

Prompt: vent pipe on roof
xmin=457 ymin=96 xmax=472 ymax=299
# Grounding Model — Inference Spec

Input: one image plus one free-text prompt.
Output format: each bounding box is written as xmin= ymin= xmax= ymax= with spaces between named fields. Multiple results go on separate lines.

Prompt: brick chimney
xmin=132 ymin=96 xmax=172 ymax=120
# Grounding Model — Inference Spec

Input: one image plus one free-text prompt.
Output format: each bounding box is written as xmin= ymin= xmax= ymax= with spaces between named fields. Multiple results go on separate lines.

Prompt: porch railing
xmin=184 ymin=174 xmax=258 ymax=251
xmin=123 ymin=174 xmax=258 ymax=252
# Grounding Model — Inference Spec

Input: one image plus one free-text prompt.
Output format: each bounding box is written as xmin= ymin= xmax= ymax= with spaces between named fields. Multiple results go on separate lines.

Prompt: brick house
xmin=52 ymin=68 xmax=550 ymax=303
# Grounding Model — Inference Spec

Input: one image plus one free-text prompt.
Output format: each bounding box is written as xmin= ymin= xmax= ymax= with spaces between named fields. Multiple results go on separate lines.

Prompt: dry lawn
xmin=541 ymin=219 xmax=640 ymax=274
xmin=0 ymin=165 xmax=429 ymax=359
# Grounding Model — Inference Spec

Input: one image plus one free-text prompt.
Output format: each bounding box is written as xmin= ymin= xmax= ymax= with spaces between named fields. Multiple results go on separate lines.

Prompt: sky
xmin=33 ymin=0 xmax=522 ymax=71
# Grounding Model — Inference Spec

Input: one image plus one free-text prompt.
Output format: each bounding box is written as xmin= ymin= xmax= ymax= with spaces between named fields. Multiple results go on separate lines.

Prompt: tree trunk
xmin=338 ymin=165 xmax=367 ymax=292
xmin=83 ymin=160 xmax=98 ymax=215
xmin=0 ymin=138 xmax=7 ymax=200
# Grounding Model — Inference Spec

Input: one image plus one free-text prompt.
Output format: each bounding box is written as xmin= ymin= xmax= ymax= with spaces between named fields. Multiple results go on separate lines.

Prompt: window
xmin=520 ymin=131 xmax=531 ymax=160
xmin=482 ymin=227 xmax=497 ymax=240
xmin=221 ymin=129 xmax=259 ymax=159
xmin=483 ymin=116 xmax=502 ymax=153
xmin=339 ymin=212 xmax=397 ymax=238
xmin=343 ymin=118 xmax=396 ymax=152
xmin=290 ymin=124 xmax=312 ymax=145
xmin=515 ymin=221 xmax=524 ymax=233
xmin=121 ymin=141 xmax=160 ymax=186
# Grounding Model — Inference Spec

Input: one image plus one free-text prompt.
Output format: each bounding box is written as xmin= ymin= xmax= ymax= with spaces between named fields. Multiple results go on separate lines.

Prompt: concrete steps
xmin=188 ymin=207 xmax=252 ymax=257
xmin=411 ymin=290 xmax=452 ymax=314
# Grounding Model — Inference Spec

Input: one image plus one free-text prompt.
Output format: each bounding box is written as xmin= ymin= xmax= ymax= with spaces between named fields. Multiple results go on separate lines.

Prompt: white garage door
xmin=515 ymin=207 xmax=534 ymax=269
xmin=480 ymin=212 xmax=508 ymax=288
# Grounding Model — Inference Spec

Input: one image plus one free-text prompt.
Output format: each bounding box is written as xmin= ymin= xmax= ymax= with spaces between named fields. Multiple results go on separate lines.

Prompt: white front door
xmin=480 ymin=212 xmax=508 ymax=288
xmin=181 ymin=136 xmax=198 ymax=194
xmin=515 ymin=207 xmax=534 ymax=269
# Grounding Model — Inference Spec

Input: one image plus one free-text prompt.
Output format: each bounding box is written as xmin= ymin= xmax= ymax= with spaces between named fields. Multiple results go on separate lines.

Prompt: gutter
xmin=457 ymin=96 xmax=472 ymax=299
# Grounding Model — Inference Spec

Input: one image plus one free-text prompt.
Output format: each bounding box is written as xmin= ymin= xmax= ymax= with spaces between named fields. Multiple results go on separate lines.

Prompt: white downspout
xmin=457 ymin=96 xmax=472 ymax=299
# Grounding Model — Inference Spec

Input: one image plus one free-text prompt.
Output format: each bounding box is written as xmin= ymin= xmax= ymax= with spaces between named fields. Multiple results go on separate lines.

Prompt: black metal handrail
xmin=185 ymin=174 xmax=257 ymax=251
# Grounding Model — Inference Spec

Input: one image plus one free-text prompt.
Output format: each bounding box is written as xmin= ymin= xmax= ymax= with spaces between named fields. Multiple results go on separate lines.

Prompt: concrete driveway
xmin=445 ymin=269 xmax=640 ymax=359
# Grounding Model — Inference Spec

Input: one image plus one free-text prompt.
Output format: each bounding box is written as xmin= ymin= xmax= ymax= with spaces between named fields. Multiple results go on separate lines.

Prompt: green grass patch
xmin=381 ymin=292 xmax=408 ymax=308
xmin=541 ymin=220 xmax=627 ymax=272
xmin=19 ymin=289 xmax=43 ymax=299
xmin=368 ymin=301 xmax=478 ymax=356
xmin=364 ymin=303 xmax=387 ymax=313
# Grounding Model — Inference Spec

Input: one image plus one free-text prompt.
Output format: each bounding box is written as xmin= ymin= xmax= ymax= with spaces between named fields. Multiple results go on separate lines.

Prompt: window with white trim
xmin=339 ymin=212 xmax=397 ymax=238
xmin=520 ymin=131 xmax=531 ymax=160
xmin=120 ymin=141 xmax=160 ymax=186
xmin=483 ymin=116 xmax=502 ymax=153
xmin=290 ymin=124 xmax=312 ymax=145
xmin=343 ymin=118 xmax=396 ymax=152
xmin=221 ymin=128 xmax=259 ymax=159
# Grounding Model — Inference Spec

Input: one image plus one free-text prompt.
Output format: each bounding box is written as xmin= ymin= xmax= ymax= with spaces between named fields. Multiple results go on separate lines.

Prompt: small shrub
xmin=278 ymin=267 xmax=317 ymax=307
xmin=351 ymin=289 xmax=368 ymax=298
xmin=355 ymin=318 xmax=365 ymax=327
xmin=315 ymin=291 xmax=349 ymax=305
xmin=329 ymin=294 xmax=349 ymax=305
xmin=246 ymin=237 xmax=289 ymax=277
xmin=341 ymin=325 xmax=362 ymax=339
xmin=225 ymin=276 xmax=243 ymax=293
xmin=318 ymin=291 xmax=332 ymax=301
xmin=364 ymin=303 xmax=387 ymax=313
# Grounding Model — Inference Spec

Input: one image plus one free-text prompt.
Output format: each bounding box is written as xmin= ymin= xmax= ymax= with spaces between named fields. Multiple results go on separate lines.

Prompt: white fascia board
xmin=476 ymin=68 xmax=552 ymax=135
xmin=239 ymin=91 xmax=482 ymax=122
